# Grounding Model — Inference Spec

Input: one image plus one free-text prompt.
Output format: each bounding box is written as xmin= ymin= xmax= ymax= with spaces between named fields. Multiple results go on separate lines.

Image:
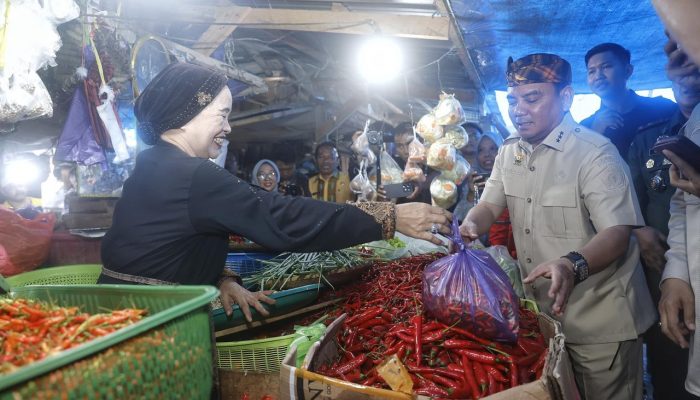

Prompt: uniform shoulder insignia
xmin=638 ymin=119 xmax=670 ymax=132
xmin=573 ymin=126 xmax=610 ymax=148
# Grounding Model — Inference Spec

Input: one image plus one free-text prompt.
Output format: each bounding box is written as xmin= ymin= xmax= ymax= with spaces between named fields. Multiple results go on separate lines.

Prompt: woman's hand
xmin=219 ymin=279 xmax=276 ymax=322
xmin=396 ymin=203 xmax=451 ymax=245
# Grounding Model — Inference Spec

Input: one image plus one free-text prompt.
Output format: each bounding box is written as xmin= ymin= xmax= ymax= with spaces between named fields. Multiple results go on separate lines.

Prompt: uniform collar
xmin=506 ymin=113 xmax=576 ymax=152
xmin=540 ymin=113 xmax=577 ymax=152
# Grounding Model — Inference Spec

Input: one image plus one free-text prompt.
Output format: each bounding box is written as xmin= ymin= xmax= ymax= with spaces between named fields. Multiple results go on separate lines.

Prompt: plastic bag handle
xmin=450 ymin=217 xmax=466 ymax=251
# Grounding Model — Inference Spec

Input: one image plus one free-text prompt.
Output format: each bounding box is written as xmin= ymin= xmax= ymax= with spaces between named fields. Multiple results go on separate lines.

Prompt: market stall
xmin=2 ymin=0 xmax=679 ymax=399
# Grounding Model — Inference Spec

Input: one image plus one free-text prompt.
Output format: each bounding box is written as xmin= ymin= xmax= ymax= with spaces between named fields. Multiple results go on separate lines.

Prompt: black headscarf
xmin=134 ymin=63 xmax=228 ymax=145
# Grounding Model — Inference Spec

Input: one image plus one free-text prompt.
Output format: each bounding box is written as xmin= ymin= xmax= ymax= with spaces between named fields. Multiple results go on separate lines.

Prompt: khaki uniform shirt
xmin=481 ymin=113 xmax=655 ymax=344
xmin=661 ymin=104 xmax=700 ymax=396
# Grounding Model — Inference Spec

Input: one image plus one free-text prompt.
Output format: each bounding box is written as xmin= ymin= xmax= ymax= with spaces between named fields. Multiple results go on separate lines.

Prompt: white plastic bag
xmin=378 ymin=151 xmax=404 ymax=184
xmin=484 ymin=245 xmax=524 ymax=298
xmin=41 ymin=0 xmax=80 ymax=24
xmin=434 ymin=93 xmax=467 ymax=126
xmin=426 ymin=140 xmax=457 ymax=171
xmin=0 ymin=72 xmax=53 ymax=123
xmin=430 ymin=176 xmax=458 ymax=209
xmin=408 ymin=137 xmax=427 ymax=163
xmin=441 ymin=154 xmax=470 ymax=185
xmin=403 ymin=160 xmax=426 ymax=183
xmin=351 ymin=130 xmax=377 ymax=165
xmin=444 ymin=125 xmax=469 ymax=149
xmin=416 ymin=113 xmax=444 ymax=143
xmin=95 ymin=85 xmax=130 ymax=163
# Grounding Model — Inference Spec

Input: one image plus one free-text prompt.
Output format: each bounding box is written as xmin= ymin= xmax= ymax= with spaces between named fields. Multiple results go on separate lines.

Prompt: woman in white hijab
xmin=251 ymin=159 xmax=281 ymax=192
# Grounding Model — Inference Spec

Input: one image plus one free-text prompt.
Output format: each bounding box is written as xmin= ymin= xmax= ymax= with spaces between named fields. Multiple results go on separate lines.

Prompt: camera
xmin=280 ymin=183 xmax=303 ymax=197
xmin=366 ymin=130 xmax=383 ymax=146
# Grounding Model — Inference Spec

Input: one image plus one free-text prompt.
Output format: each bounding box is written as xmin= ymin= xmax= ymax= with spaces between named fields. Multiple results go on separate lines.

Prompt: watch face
xmin=132 ymin=38 xmax=170 ymax=97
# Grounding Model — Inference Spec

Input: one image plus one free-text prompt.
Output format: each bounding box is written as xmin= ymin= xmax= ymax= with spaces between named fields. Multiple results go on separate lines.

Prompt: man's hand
xmin=664 ymin=149 xmax=700 ymax=196
xmin=459 ymin=219 xmax=479 ymax=243
xmin=523 ymin=259 xmax=575 ymax=316
xmin=219 ymin=279 xmax=276 ymax=322
xmin=659 ymin=278 xmax=696 ymax=348
xmin=634 ymin=226 xmax=668 ymax=273
xmin=591 ymin=109 xmax=624 ymax=134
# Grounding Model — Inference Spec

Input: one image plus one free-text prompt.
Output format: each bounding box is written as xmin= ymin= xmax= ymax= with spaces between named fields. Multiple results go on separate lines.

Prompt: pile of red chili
xmin=315 ymin=254 xmax=548 ymax=399
xmin=0 ymin=298 xmax=146 ymax=373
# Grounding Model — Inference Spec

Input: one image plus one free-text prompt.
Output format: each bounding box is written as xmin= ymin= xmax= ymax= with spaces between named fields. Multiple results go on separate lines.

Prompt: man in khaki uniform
xmin=461 ymin=53 xmax=655 ymax=400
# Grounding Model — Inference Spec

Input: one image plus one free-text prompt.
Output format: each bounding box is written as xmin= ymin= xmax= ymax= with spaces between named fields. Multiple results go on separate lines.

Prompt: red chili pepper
xmin=487 ymin=370 xmax=497 ymax=395
xmin=412 ymin=315 xmax=423 ymax=366
xmin=484 ymin=364 xmax=508 ymax=383
xmin=335 ymin=354 xmax=367 ymax=376
xmin=462 ymin=355 xmax=481 ymax=400
xmin=414 ymin=386 xmax=450 ymax=397
xmin=516 ymin=351 xmax=541 ymax=367
xmin=473 ymin=362 xmax=488 ymax=395
xmin=443 ymin=338 xmax=484 ymax=350
xmin=408 ymin=367 xmax=464 ymax=381
xmin=530 ymin=350 xmax=547 ymax=379
xmin=456 ymin=349 xmax=503 ymax=365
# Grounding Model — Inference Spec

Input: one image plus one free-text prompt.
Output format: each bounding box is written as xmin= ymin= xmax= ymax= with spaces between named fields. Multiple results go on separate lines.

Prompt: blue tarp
xmin=450 ymin=0 xmax=669 ymax=93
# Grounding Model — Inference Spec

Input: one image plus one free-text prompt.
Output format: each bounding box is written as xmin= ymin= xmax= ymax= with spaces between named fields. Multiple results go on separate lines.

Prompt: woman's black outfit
xmin=99 ymin=142 xmax=384 ymax=286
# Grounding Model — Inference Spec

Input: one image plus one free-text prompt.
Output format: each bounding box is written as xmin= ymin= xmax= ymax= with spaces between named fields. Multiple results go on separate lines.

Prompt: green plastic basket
xmin=5 ymin=264 xmax=102 ymax=286
xmin=0 ymin=284 xmax=218 ymax=399
xmin=216 ymin=334 xmax=296 ymax=373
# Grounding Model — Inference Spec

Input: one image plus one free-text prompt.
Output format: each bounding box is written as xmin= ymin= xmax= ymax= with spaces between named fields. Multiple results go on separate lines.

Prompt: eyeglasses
xmin=257 ymin=172 xmax=277 ymax=180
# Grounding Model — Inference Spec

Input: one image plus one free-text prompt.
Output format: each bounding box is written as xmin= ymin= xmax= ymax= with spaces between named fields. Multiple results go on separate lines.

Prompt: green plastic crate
xmin=216 ymin=334 xmax=296 ymax=373
xmin=5 ymin=264 xmax=102 ymax=287
xmin=0 ymin=284 xmax=218 ymax=399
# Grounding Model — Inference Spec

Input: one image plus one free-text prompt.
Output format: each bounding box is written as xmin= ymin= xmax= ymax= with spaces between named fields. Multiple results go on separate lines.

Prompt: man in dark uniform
xmin=581 ymin=43 xmax=677 ymax=161
xmin=627 ymin=38 xmax=700 ymax=400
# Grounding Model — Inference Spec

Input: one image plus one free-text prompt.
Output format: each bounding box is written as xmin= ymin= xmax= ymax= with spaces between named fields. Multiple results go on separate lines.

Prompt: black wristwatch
xmin=562 ymin=251 xmax=589 ymax=284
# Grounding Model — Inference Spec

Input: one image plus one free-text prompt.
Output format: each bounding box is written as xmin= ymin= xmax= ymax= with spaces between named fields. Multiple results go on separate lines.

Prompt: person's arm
xmin=189 ymin=162 xmax=451 ymax=252
xmin=460 ymin=144 xmax=506 ymax=238
xmin=659 ymin=187 xmax=695 ymax=348
xmin=628 ymin=139 xmax=668 ymax=272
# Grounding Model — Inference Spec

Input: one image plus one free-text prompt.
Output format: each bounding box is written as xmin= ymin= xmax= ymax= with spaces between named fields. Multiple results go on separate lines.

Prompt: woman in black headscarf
xmin=100 ymin=63 xmax=451 ymax=321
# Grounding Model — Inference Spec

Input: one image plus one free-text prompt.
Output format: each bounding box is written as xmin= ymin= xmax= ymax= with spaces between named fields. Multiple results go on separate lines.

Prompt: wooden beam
xmin=315 ymin=93 xmax=366 ymax=141
xmin=229 ymin=106 xmax=313 ymax=127
xmin=157 ymin=36 xmax=268 ymax=94
xmin=192 ymin=6 xmax=251 ymax=56
xmin=179 ymin=5 xmax=450 ymax=40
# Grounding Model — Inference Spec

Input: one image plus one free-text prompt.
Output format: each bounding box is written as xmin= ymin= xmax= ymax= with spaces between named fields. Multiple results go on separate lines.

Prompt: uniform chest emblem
xmin=514 ymin=150 xmax=525 ymax=165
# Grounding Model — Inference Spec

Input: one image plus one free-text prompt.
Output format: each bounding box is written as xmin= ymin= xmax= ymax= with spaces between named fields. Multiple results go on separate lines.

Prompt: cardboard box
xmin=279 ymin=313 xmax=579 ymax=400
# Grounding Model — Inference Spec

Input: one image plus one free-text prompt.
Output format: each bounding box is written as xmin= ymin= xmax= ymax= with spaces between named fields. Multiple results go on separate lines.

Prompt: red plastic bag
xmin=0 ymin=208 xmax=55 ymax=276
xmin=422 ymin=219 xmax=519 ymax=342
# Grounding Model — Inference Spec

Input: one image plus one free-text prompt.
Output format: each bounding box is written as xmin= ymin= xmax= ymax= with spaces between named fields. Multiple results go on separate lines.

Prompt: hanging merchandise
xmin=41 ymin=0 xmax=80 ymax=24
xmin=0 ymin=71 xmax=53 ymax=124
xmin=350 ymin=161 xmax=375 ymax=202
xmin=54 ymin=86 xmax=107 ymax=166
xmin=443 ymin=125 xmax=469 ymax=149
xmin=440 ymin=152 xmax=471 ymax=185
xmin=378 ymin=150 xmax=404 ymax=184
xmin=402 ymin=160 xmax=426 ymax=183
xmin=430 ymin=176 xmax=458 ymax=209
xmin=95 ymin=84 xmax=130 ymax=163
xmin=415 ymin=113 xmax=443 ymax=143
xmin=0 ymin=0 xmax=78 ymax=123
xmin=350 ymin=129 xmax=377 ymax=165
xmin=426 ymin=140 xmax=456 ymax=171
xmin=434 ymin=92 xmax=467 ymax=126
xmin=407 ymin=135 xmax=427 ymax=163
